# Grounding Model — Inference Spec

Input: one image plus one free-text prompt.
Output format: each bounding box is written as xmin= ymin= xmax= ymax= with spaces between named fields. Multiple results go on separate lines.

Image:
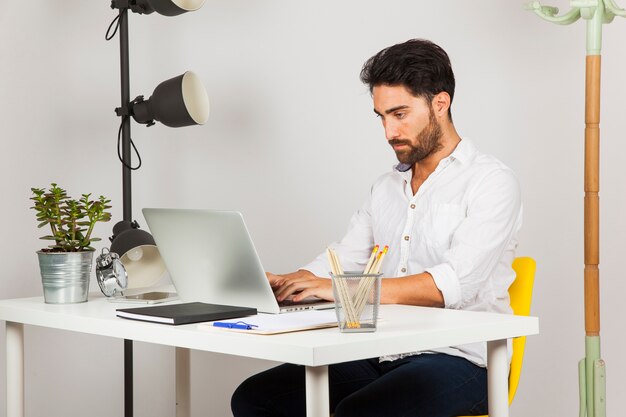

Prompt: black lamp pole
xmin=117 ymin=8 xmax=134 ymax=417
xmin=119 ymin=8 xmax=133 ymax=222
xmin=108 ymin=3 xmax=208 ymax=415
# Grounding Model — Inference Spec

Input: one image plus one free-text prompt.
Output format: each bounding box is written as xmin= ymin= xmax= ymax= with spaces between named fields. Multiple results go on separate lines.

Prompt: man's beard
xmin=389 ymin=110 xmax=443 ymax=165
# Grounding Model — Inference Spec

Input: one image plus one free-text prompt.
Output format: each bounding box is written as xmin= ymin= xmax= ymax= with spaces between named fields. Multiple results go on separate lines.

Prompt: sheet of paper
xmin=199 ymin=309 xmax=339 ymax=334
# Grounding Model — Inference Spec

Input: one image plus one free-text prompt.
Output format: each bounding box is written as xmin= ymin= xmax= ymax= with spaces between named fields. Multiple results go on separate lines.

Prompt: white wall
xmin=1 ymin=0 xmax=625 ymax=416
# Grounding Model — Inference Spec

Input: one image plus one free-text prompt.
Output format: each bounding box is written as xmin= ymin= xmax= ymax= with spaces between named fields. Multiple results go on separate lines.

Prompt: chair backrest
xmin=507 ymin=256 xmax=536 ymax=404
xmin=456 ymin=257 xmax=536 ymax=417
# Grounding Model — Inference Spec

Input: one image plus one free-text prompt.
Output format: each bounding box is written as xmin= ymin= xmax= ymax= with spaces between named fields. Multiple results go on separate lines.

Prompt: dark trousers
xmin=231 ymin=353 xmax=488 ymax=417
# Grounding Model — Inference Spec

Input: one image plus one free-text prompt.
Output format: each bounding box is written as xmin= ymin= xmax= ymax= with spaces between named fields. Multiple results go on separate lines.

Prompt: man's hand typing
xmin=266 ymin=270 xmax=334 ymax=302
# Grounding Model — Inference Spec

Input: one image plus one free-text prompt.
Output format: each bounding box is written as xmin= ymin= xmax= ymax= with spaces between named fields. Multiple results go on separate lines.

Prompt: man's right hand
xmin=266 ymin=270 xmax=316 ymax=289
xmin=266 ymin=270 xmax=334 ymax=302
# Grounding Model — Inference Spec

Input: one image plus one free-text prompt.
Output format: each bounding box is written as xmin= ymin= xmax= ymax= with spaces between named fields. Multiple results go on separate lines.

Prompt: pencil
xmin=363 ymin=245 xmax=379 ymax=274
xmin=354 ymin=245 xmax=381 ymax=310
xmin=373 ymin=245 xmax=388 ymax=274
xmin=331 ymin=248 xmax=361 ymax=328
xmin=354 ymin=246 xmax=388 ymax=317
xmin=327 ymin=248 xmax=358 ymax=328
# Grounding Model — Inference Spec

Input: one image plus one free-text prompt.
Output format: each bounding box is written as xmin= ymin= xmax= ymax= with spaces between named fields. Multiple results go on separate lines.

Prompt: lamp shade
xmin=110 ymin=221 xmax=167 ymax=290
xmin=134 ymin=0 xmax=206 ymax=16
xmin=132 ymin=71 xmax=209 ymax=128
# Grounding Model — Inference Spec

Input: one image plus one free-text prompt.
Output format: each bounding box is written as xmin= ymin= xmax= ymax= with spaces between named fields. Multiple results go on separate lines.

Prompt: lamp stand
xmin=527 ymin=1 xmax=626 ymax=416
xmin=108 ymin=2 xmax=207 ymax=416
xmin=118 ymin=7 xmax=134 ymax=417
xmin=119 ymin=8 xmax=133 ymax=222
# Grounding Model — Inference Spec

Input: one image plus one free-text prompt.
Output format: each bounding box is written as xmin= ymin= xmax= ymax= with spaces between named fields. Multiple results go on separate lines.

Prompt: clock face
xmin=96 ymin=254 xmax=129 ymax=297
xmin=113 ymin=259 xmax=128 ymax=290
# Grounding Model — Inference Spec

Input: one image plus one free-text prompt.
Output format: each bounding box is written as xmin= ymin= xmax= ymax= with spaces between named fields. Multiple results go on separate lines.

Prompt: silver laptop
xmin=142 ymin=208 xmax=334 ymax=314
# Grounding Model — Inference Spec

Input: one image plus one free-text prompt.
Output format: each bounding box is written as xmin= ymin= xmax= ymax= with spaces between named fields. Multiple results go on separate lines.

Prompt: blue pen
xmin=213 ymin=321 xmax=258 ymax=330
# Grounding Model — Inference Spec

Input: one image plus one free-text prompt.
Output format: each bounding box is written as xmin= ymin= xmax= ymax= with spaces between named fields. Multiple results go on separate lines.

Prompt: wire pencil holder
xmin=331 ymin=272 xmax=381 ymax=332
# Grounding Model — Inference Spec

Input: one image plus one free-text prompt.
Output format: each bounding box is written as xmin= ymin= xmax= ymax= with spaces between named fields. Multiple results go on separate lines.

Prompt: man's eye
xmin=395 ymin=112 xmax=405 ymax=119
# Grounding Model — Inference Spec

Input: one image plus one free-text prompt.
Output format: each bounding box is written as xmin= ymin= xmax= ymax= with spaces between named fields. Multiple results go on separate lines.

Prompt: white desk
xmin=0 ymin=295 xmax=538 ymax=417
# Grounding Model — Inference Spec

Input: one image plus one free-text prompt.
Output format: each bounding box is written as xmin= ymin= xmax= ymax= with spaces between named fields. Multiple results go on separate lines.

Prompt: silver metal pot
xmin=36 ymin=251 xmax=94 ymax=304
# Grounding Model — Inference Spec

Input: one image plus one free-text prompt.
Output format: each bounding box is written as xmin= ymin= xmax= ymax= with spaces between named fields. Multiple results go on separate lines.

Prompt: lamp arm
xmin=111 ymin=0 xmax=155 ymax=15
xmin=129 ymin=96 xmax=156 ymax=127
xmin=524 ymin=1 xmax=582 ymax=24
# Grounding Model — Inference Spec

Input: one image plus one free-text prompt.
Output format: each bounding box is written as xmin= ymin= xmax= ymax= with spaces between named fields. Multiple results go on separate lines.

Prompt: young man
xmin=231 ymin=39 xmax=522 ymax=417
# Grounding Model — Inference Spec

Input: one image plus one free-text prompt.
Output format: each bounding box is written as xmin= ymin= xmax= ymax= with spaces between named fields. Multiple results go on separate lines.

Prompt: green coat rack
xmin=526 ymin=1 xmax=626 ymax=416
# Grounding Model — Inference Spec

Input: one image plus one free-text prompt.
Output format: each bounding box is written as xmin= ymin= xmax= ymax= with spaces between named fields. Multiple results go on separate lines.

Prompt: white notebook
xmin=199 ymin=310 xmax=338 ymax=334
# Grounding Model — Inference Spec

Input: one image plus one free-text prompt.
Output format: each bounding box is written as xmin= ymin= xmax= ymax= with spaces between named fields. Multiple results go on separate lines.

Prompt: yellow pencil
xmin=354 ymin=245 xmax=389 ymax=317
xmin=363 ymin=245 xmax=379 ymax=274
xmin=373 ymin=246 xmax=389 ymax=274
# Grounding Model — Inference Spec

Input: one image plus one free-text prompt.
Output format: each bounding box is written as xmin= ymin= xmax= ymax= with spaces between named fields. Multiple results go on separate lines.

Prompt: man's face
xmin=372 ymin=85 xmax=443 ymax=165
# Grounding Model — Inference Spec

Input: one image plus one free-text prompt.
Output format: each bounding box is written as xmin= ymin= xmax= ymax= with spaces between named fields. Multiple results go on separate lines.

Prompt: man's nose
xmin=385 ymin=122 xmax=400 ymax=141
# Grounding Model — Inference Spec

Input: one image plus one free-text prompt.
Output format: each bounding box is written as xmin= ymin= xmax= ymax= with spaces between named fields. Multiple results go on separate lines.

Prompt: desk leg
xmin=305 ymin=365 xmax=329 ymax=417
xmin=6 ymin=322 xmax=24 ymax=417
xmin=487 ymin=339 xmax=509 ymax=417
xmin=124 ymin=339 xmax=133 ymax=417
xmin=175 ymin=347 xmax=190 ymax=417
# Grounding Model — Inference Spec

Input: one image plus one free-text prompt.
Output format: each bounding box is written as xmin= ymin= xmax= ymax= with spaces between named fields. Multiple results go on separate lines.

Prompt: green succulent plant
xmin=30 ymin=183 xmax=112 ymax=252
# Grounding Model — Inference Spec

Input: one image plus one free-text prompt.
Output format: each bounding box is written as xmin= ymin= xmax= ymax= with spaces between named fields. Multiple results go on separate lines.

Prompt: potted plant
xmin=30 ymin=183 xmax=112 ymax=303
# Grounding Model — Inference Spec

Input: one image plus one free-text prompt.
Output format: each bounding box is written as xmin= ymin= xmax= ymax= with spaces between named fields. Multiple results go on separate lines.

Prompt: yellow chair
xmin=458 ymin=256 xmax=536 ymax=417
xmin=330 ymin=257 xmax=536 ymax=417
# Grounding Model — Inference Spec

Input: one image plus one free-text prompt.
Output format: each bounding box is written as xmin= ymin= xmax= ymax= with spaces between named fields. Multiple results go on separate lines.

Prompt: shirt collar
xmin=393 ymin=138 xmax=477 ymax=174
xmin=447 ymin=138 xmax=476 ymax=164
xmin=394 ymin=162 xmax=412 ymax=172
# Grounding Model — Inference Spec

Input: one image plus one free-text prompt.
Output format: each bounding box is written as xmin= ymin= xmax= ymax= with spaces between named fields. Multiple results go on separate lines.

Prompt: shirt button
xmin=401 ymin=267 xmax=407 ymax=273
xmin=410 ymin=204 xmax=416 ymax=209
xmin=404 ymin=236 xmax=409 ymax=241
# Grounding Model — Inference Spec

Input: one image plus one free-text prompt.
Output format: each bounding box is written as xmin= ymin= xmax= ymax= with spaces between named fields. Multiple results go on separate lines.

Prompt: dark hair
xmin=360 ymin=39 xmax=455 ymax=119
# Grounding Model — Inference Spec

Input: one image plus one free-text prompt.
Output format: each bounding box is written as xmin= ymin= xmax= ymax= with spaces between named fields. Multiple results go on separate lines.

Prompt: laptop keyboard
xmin=278 ymin=298 xmax=323 ymax=307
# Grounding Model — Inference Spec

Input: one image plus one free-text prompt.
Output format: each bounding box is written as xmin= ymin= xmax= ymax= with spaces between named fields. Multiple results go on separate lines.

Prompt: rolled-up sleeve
xmin=425 ymin=263 xmax=462 ymax=307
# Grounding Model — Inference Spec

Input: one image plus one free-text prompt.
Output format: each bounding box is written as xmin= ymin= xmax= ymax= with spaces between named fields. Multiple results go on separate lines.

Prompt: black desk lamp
xmin=110 ymin=70 xmax=209 ymax=289
xmin=107 ymin=2 xmax=208 ymax=416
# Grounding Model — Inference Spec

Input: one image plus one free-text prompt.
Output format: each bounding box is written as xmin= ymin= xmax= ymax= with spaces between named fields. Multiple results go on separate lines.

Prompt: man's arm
xmin=270 ymin=269 xmax=444 ymax=307
xmin=380 ymin=272 xmax=444 ymax=307
xmin=271 ymin=164 xmax=521 ymax=308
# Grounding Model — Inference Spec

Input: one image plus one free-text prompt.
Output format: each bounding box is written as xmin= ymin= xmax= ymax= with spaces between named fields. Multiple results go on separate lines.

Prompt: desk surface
xmin=0 ymin=295 xmax=538 ymax=366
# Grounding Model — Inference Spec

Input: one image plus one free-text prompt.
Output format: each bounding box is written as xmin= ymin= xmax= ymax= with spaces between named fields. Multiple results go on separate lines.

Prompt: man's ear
xmin=431 ymin=92 xmax=451 ymax=118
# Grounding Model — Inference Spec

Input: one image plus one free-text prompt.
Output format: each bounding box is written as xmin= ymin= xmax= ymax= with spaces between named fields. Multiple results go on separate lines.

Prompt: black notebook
xmin=116 ymin=302 xmax=257 ymax=325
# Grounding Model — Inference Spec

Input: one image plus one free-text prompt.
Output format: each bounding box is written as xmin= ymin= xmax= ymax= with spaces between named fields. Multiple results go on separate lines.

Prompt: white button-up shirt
xmin=302 ymin=139 xmax=522 ymax=366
